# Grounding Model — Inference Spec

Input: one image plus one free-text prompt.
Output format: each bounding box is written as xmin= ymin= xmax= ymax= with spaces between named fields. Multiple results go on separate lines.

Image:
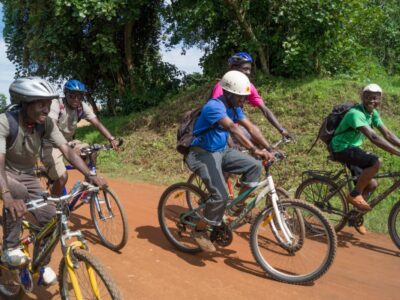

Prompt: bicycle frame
xmin=182 ymin=162 xmax=295 ymax=245
xmin=304 ymin=168 xmax=400 ymax=217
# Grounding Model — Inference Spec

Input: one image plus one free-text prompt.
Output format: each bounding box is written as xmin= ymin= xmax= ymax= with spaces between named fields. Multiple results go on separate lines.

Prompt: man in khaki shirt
xmin=0 ymin=77 xmax=107 ymax=285
xmin=42 ymin=79 xmax=119 ymax=196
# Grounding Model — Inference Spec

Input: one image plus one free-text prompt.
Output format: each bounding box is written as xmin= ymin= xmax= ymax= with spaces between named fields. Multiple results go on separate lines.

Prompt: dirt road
xmin=20 ymin=172 xmax=400 ymax=299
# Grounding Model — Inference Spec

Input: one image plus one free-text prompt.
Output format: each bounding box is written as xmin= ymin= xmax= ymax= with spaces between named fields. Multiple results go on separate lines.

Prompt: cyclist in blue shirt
xmin=186 ymin=70 xmax=275 ymax=252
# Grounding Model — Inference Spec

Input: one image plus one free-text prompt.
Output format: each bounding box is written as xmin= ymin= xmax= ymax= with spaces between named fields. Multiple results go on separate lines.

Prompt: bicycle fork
xmin=263 ymin=176 xmax=295 ymax=246
xmin=64 ymin=241 xmax=100 ymax=300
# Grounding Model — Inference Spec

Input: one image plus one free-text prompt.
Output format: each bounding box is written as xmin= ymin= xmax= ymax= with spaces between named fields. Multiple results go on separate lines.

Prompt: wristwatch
xmin=88 ymin=170 xmax=97 ymax=177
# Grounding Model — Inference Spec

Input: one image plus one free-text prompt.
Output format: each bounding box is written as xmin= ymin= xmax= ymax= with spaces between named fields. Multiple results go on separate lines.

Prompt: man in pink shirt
xmin=211 ymin=52 xmax=290 ymax=139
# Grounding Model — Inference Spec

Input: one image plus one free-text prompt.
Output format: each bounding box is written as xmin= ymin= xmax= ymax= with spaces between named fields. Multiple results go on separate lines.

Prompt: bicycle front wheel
xmin=295 ymin=178 xmax=348 ymax=232
xmin=250 ymin=199 xmax=337 ymax=284
xmin=59 ymin=249 xmax=122 ymax=300
xmin=388 ymin=200 xmax=400 ymax=249
xmin=158 ymin=182 xmax=207 ymax=253
xmin=0 ymin=265 xmax=23 ymax=299
xmin=90 ymin=188 xmax=129 ymax=251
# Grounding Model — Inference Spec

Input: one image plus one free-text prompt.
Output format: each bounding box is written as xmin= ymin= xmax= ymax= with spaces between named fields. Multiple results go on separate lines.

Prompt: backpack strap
xmin=5 ymin=110 xmax=19 ymax=150
xmin=5 ymin=110 xmax=46 ymax=150
xmin=77 ymin=106 xmax=84 ymax=122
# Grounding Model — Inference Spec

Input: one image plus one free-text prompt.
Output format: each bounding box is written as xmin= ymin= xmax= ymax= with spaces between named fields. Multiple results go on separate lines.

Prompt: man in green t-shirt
xmin=331 ymin=84 xmax=400 ymax=234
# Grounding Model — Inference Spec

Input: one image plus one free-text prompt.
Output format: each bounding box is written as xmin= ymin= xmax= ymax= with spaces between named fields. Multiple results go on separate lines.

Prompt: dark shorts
xmin=333 ymin=147 xmax=379 ymax=177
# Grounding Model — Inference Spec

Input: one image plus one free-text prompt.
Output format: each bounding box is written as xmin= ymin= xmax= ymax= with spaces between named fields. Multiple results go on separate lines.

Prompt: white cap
xmin=362 ymin=83 xmax=382 ymax=94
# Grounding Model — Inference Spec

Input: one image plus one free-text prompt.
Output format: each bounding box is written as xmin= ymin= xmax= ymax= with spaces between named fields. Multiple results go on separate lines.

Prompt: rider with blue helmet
xmin=41 ymin=79 xmax=120 ymax=196
xmin=211 ymin=52 xmax=291 ymax=141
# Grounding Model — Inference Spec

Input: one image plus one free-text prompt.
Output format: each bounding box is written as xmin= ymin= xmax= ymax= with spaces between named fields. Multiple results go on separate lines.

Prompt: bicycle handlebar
xmin=80 ymin=138 xmax=123 ymax=156
xmin=26 ymin=182 xmax=100 ymax=211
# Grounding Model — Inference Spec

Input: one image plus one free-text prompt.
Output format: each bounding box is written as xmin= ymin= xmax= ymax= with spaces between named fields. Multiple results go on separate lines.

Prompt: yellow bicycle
xmin=0 ymin=182 xmax=123 ymax=299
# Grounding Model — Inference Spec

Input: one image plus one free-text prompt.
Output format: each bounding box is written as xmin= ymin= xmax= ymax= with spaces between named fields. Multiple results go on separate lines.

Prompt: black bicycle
xmin=295 ymin=163 xmax=400 ymax=248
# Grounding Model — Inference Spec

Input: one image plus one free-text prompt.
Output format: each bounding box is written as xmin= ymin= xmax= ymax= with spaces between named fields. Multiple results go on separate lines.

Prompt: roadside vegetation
xmin=77 ymin=74 xmax=400 ymax=233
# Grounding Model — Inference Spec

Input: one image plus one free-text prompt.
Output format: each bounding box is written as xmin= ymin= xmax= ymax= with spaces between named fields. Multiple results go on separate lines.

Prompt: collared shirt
xmin=0 ymin=112 xmax=67 ymax=173
xmin=48 ymin=98 xmax=96 ymax=141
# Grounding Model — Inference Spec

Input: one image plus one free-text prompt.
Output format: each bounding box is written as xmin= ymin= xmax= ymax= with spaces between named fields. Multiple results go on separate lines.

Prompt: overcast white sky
xmin=0 ymin=4 xmax=202 ymax=101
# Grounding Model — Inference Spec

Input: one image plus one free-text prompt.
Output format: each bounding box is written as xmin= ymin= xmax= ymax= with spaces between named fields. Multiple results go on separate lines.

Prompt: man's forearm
xmin=371 ymin=135 xmax=400 ymax=156
xmin=91 ymin=119 xmax=114 ymax=141
xmin=62 ymin=147 xmax=91 ymax=176
xmin=260 ymin=106 xmax=285 ymax=133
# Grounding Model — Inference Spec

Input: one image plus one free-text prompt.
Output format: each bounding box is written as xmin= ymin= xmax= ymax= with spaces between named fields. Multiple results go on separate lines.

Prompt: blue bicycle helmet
xmin=228 ymin=52 xmax=253 ymax=67
xmin=64 ymin=79 xmax=87 ymax=93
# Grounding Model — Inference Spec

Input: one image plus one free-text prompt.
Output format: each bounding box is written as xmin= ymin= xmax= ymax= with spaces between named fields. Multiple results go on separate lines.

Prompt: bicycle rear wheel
xmin=90 ymin=188 xmax=129 ymax=251
xmin=388 ymin=200 xmax=400 ymax=249
xmin=250 ymin=199 xmax=337 ymax=284
xmin=295 ymin=178 xmax=348 ymax=232
xmin=0 ymin=264 xmax=23 ymax=299
xmin=158 ymin=183 xmax=206 ymax=253
xmin=59 ymin=249 xmax=122 ymax=299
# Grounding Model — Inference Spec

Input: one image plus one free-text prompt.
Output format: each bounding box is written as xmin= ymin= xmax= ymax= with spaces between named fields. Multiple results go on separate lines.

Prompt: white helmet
xmin=9 ymin=77 xmax=59 ymax=104
xmin=220 ymin=70 xmax=251 ymax=96
xmin=362 ymin=83 xmax=382 ymax=94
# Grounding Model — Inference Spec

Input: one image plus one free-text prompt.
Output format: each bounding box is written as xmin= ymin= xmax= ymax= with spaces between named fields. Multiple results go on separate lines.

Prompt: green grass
xmin=76 ymin=75 xmax=400 ymax=233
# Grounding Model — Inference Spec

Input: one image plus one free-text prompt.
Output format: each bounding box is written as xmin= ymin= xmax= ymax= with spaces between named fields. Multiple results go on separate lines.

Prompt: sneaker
xmin=42 ymin=266 xmax=57 ymax=285
xmin=1 ymin=248 xmax=29 ymax=267
xmin=192 ymin=230 xmax=216 ymax=252
xmin=355 ymin=224 xmax=367 ymax=235
xmin=346 ymin=194 xmax=371 ymax=211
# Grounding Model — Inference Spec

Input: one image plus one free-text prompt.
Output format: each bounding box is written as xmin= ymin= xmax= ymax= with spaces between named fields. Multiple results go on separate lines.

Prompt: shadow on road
xmin=337 ymin=231 xmax=400 ymax=257
xmin=135 ymin=225 xmax=316 ymax=286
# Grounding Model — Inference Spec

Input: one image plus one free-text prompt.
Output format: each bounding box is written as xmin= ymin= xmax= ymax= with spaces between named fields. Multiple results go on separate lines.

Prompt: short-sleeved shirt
xmin=0 ymin=112 xmax=67 ymax=173
xmin=47 ymin=98 xmax=96 ymax=141
xmin=211 ymin=81 xmax=264 ymax=107
xmin=191 ymin=98 xmax=245 ymax=152
xmin=331 ymin=104 xmax=383 ymax=153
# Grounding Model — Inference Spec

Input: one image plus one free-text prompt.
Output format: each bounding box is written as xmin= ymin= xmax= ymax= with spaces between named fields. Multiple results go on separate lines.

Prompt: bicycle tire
xmin=250 ymin=199 xmax=337 ymax=284
xmin=295 ymin=177 xmax=348 ymax=232
xmin=158 ymin=182 xmax=207 ymax=253
xmin=0 ymin=264 xmax=23 ymax=299
xmin=59 ymin=248 xmax=122 ymax=299
xmin=388 ymin=200 xmax=400 ymax=249
xmin=90 ymin=188 xmax=129 ymax=251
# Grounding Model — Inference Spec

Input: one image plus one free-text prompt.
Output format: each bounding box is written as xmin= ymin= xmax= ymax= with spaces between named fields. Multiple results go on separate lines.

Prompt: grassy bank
xmin=76 ymin=76 xmax=400 ymax=233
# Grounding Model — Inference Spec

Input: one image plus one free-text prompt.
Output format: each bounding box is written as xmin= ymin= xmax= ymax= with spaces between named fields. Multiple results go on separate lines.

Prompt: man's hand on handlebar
xmin=89 ymin=175 xmax=108 ymax=190
xmin=110 ymin=138 xmax=121 ymax=150
xmin=253 ymin=149 xmax=275 ymax=161
xmin=4 ymin=197 xmax=26 ymax=221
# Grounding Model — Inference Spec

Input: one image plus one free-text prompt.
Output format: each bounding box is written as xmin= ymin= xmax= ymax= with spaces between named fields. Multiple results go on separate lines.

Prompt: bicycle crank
xmin=210 ymin=222 xmax=233 ymax=247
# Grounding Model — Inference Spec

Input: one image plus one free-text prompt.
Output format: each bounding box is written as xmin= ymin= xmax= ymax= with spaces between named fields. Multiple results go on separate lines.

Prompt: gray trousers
xmin=185 ymin=147 xmax=262 ymax=226
xmin=2 ymin=170 xmax=56 ymax=261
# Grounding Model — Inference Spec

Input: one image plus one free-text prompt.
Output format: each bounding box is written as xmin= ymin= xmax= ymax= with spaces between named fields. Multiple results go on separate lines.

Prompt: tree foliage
xmin=164 ymin=0 xmax=400 ymax=78
xmin=1 ymin=0 xmax=181 ymax=114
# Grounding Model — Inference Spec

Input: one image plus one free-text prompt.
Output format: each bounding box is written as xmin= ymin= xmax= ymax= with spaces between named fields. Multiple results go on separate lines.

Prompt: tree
xmin=1 ymin=0 xmax=180 ymax=114
xmin=163 ymin=0 xmax=390 ymax=78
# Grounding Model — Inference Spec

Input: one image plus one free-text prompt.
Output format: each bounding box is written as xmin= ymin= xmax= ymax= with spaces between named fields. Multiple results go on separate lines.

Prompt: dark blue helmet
xmin=64 ymin=79 xmax=87 ymax=93
xmin=228 ymin=52 xmax=253 ymax=67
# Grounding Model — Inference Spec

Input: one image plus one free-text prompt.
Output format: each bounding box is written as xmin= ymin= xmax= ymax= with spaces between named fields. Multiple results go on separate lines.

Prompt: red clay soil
xmin=18 ymin=171 xmax=400 ymax=299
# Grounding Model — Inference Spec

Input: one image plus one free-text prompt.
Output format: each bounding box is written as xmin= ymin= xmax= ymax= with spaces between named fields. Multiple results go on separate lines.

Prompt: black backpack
xmin=308 ymin=102 xmax=355 ymax=154
xmin=176 ymin=105 xmax=216 ymax=155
